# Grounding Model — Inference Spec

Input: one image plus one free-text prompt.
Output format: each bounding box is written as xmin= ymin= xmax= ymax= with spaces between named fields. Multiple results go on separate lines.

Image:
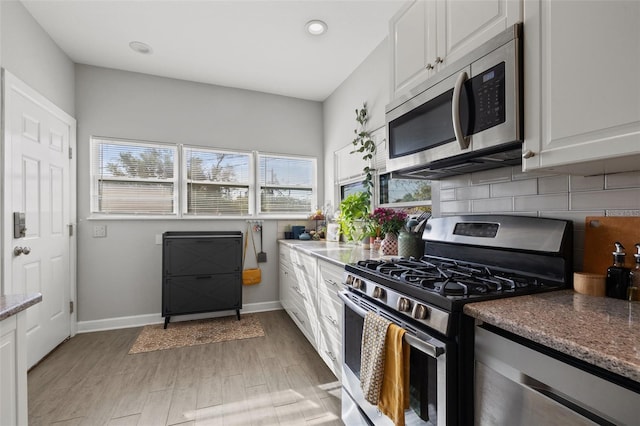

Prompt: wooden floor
xmin=28 ymin=310 xmax=343 ymax=426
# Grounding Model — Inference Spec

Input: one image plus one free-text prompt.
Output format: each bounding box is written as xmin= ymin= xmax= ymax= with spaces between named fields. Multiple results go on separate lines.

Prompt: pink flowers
xmin=369 ymin=208 xmax=408 ymax=236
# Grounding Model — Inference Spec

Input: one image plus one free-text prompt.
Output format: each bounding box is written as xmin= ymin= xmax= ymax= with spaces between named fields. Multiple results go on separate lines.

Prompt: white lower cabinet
xmin=1 ymin=312 xmax=28 ymax=426
xmin=279 ymin=243 xmax=345 ymax=380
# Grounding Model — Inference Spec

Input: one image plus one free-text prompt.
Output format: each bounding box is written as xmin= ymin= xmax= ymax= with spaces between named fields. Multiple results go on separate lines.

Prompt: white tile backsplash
xmin=436 ymin=165 xmax=640 ymax=272
xmin=456 ymin=185 xmax=490 ymax=200
xmin=440 ymin=200 xmax=471 ymax=214
xmin=514 ymin=194 xmax=568 ymax=211
xmin=440 ymin=188 xmax=456 ymax=201
xmin=470 ymin=167 xmax=512 ymax=185
xmin=491 ymin=179 xmax=537 ymax=198
xmin=569 ymin=175 xmax=605 ymax=192
xmin=571 ymin=188 xmax=640 ymax=211
xmin=472 ymin=197 xmax=513 ymax=213
xmin=538 ymin=175 xmax=569 ymax=194
xmin=605 ymin=171 xmax=640 ymax=189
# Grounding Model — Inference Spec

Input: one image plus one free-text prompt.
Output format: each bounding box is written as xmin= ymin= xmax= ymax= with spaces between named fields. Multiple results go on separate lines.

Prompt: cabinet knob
xmin=434 ymin=56 xmax=443 ymax=64
xmin=426 ymin=63 xmax=434 ymax=70
xmin=522 ymin=150 xmax=536 ymax=159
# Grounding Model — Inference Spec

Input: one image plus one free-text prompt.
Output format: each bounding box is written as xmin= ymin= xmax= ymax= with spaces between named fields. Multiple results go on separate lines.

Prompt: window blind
xmin=184 ymin=147 xmax=251 ymax=215
xmin=91 ymin=138 xmax=178 ymax=214
xmin=258 ymin=154 xmax=316 ymax=213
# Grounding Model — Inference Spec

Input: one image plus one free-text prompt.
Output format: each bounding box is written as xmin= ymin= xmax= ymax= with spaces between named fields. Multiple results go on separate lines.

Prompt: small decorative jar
xmin=380 ymin=232 xmax=398 ymax=256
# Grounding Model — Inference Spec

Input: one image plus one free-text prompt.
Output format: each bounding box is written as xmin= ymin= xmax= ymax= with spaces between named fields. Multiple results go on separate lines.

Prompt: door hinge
xmin=69 ymin=301 xmax=74 ymax=314
xmin=68 ymin=224 xmax=73 ymax=237
xmin=69 ymin=147 xmax=73 ymax=159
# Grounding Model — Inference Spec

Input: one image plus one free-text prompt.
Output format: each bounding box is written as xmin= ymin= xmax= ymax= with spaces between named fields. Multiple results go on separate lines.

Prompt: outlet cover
xmin=93 ymin=225 xmax=107 ymax=238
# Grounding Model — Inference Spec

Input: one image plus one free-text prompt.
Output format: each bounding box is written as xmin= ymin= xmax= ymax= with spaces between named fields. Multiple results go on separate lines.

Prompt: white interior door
xmin=3 ymin=70 xmax=77 ymax=368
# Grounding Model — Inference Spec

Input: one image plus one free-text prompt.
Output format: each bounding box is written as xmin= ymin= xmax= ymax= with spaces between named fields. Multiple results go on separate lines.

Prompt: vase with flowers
xmin=369 ymin=207 xmax=408 ymax=256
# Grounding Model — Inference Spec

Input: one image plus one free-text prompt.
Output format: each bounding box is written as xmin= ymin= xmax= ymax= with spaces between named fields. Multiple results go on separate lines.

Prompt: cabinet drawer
xmin=163 ymin=273 xmax=241 ymax=315
xmin=286 ymin=305 xmax=317 ymax=349
xmin=318 ymin=260 xmax=344 ymax=297
xmin=279 ymin=244 xmax=293 ymax=268
xmin=318 ymin=293 xmax=342 ymax=336
xmin=318 ymin=332 xmax=341 ymax=380
xmin=164 ymin=237 xmax=242 ymax=275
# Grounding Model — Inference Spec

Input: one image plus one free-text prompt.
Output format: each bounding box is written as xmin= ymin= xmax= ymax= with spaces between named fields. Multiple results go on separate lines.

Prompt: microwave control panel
xmin=468 ymin=62 xmax=506 ymax=133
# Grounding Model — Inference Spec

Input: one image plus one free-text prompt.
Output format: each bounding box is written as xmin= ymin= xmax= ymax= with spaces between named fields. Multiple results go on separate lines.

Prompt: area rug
xmin=128 ymin=314 xmax=265 ymax=354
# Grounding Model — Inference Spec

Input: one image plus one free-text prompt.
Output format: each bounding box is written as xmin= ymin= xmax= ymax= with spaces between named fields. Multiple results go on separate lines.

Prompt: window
xmin=257 ymin=154 xmax=317 ymax=214
xmin=91 ymin=137 xmax=318 ymax=218
xmin=379 ymin=173 xmax=432 ymax=207
xmin=183 ymin=147 xmax=252 ymax=216
xmin=91 ymin=137 xmax=178 ymax=215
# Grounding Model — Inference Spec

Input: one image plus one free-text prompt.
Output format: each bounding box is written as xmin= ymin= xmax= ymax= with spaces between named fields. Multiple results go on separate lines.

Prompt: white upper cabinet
xmin=523 ymin=0 xmax=640 ymax=175
xmin=390 ymin=0 xmax=522 ymax=99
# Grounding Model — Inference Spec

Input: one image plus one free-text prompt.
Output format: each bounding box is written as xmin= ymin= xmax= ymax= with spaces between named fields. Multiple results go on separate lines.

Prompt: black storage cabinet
xmin=162 ymin=231 xmax=243 ymax=328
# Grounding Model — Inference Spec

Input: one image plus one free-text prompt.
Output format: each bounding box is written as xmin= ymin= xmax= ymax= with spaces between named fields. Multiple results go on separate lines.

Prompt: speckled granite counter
xmin=0 ymin=293 xmax=42 ymax=321
xmin=464 ymin=290 xmax=640 ymax=383
xmin=279 ymin=240 xmax=382 ymax=266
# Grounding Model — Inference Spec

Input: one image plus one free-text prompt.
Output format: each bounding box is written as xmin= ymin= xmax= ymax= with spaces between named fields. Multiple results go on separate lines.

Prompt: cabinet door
xmin=523 ymin=0 xmax=640 ymax=174
xmin=390 ymin=0 xmax=437 ymax=98
xmin=438 ymin=0 xmax=522 ymax=68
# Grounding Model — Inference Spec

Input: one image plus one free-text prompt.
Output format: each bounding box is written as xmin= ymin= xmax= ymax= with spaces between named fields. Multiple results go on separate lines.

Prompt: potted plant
xmin=337 ymin=192 xmax=371 ymax=243
xmin=369 ymin=207 xmax=408 ymax=255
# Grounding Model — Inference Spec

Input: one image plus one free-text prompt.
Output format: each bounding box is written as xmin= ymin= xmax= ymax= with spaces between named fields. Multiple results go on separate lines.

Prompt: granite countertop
xmin=464 ymin=290 xmax=640 ymax=383
xmin=279 ymin=239 xmax=383 ymax=266
xmin=0 ymin=293 xmax=42 ymax=321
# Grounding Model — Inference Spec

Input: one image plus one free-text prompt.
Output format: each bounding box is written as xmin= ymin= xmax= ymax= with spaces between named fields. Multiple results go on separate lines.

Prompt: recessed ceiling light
xmin=129 ymin=41 xmax=153 ymax=55
xmin=305 ymin=20 xmax=327 ymax=36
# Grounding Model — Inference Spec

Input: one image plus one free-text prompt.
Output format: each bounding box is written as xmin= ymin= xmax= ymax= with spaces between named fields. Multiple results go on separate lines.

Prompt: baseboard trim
xmin=76 ymin=301 xmax=283 ymax=333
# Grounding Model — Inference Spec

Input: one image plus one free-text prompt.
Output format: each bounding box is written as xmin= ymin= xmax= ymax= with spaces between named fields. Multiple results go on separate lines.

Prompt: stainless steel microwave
xmin=386 ymin=23 xmax=523 ymax=179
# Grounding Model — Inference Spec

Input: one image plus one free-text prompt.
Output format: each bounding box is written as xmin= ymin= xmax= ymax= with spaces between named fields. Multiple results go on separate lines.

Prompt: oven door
xmin=339 ymin=290 xmax=449 ymax=426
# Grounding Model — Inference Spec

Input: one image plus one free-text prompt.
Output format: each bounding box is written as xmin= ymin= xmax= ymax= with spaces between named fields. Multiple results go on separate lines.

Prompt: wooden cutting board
xmin=583 ymin=216 xmax=640 ymax=274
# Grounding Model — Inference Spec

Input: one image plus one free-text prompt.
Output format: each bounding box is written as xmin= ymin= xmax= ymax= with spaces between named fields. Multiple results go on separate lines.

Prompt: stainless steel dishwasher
xmin=474 ymin=325 xmax=640 ymax=425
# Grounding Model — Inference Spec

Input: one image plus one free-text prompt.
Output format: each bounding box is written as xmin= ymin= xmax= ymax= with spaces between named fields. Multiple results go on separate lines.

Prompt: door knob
xmin=522 ymin=150 xmax=536 ymax=159
xmin=14 ymin=246 xmax=31 ymax=256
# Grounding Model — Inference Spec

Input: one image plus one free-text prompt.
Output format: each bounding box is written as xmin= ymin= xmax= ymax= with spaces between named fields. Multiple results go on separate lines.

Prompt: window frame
xmin=181 ymin=145 xmax=254 ymax=218
xmin=89 ymin=137 xmax=319 ymax=220
xmin=256 ymin=152 xmax=318 ymax=218
xmin=90 ymin=137 xmax=179 ymax=217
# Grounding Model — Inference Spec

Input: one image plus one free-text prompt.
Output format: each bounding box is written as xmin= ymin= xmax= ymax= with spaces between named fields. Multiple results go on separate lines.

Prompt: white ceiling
xmin=21 ymin=0 xmax=405 ymax=101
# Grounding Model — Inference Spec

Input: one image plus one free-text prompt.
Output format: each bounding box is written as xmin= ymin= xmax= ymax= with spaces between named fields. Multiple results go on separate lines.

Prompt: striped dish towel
xmin=360 ymin=311 xmax=392 ymax=404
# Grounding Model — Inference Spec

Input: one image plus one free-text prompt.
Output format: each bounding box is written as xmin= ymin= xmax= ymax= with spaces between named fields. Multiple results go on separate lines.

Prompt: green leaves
xmin=350 ymin=102 xmax=377 ymax=201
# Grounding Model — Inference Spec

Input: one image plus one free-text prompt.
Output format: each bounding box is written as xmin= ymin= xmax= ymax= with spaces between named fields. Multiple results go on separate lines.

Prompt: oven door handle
xmin=339 ymin=291 xmax=445 ymax=359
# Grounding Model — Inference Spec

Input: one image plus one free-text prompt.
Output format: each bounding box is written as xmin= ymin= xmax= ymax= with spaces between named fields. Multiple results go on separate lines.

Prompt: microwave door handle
xmin=452 ymin=70 xmax=470 ymax=150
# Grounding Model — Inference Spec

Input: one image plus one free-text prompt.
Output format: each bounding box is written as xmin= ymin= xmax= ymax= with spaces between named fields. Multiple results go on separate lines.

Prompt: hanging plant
xmin=350 ymin=102 xmax=377 ymax=201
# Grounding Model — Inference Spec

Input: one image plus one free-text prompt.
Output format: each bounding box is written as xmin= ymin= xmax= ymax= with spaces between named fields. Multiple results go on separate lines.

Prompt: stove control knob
xmin=398 ymin=297 xmax=412 ymax=312
xmin=414 ymin=304 xmax=430 ymax=320
xmin=372 ymin=287 xmax=386 ymax=299
xmin=352 ymin=278 xmax=365 ymax=291
xmin=345 ymin=275 xmax=353 ymax=285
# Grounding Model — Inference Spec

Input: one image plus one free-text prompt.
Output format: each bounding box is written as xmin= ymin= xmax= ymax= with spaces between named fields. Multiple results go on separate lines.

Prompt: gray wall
xmin=1 ymin=0 xmax=75 ymax=115
xmin=322 ymin=38 xmax=389 ymax=208
xmin=75 ymin=65 xmax=323 ymax=322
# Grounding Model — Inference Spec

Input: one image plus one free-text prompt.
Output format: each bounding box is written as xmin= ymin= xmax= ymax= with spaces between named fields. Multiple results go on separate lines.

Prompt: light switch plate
xmin=93 ymin=225 xmax=107 ymax=238
xmin=155 ymin=234 xmax=162 ymax=245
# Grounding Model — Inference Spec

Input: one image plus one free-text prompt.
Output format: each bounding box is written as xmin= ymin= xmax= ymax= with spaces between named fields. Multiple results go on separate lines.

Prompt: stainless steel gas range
xmin=340 ymin=215 xmax=573 ymax=426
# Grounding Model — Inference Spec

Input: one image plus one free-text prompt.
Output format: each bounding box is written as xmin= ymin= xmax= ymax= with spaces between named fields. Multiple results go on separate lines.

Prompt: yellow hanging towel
xmin=378 ymin=323 xmax=410 ymax=426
